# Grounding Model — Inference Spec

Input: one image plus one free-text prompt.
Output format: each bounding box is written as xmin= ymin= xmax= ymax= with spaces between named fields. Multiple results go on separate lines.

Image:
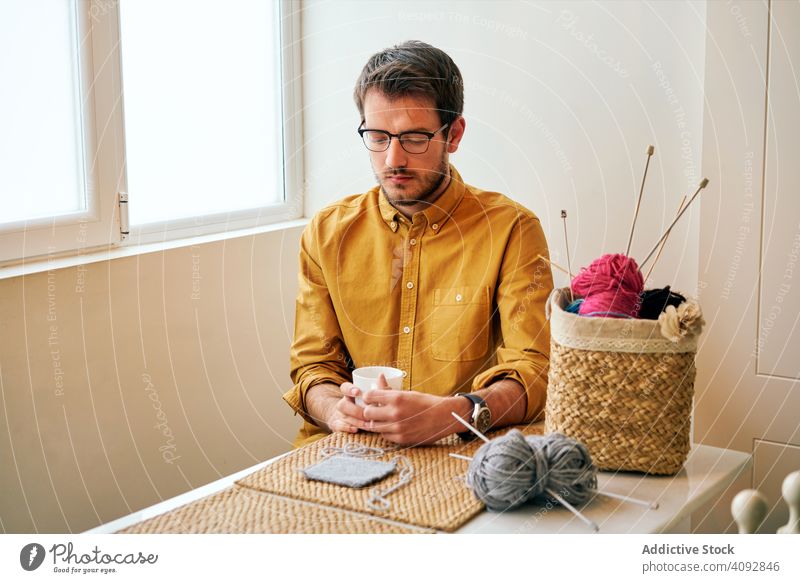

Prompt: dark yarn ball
xmin=466 ymin=430 xmax=597 ymax=512
xmin=638 ymin=286 xmax=686 ymax=320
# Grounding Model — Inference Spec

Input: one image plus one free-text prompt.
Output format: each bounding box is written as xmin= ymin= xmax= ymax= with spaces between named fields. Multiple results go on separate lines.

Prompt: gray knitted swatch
xmin=303 ymin=455 xmax=397 ymax=488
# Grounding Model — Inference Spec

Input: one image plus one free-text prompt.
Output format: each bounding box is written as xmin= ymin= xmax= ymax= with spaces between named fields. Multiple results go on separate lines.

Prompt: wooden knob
xmin=731 ymin=489 xmax=768 ymax=534
xmin=778 ymin=470 xmax=800 ymax=534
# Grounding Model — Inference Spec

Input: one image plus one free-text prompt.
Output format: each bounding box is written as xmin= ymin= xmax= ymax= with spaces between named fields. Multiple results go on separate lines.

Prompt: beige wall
xmin=0 ymin=226 xmax=304 ymax=533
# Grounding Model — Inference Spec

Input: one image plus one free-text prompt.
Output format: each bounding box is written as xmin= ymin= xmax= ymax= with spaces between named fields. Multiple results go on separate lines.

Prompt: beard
xmin=374 ymin=152 xmax=449 ymax=208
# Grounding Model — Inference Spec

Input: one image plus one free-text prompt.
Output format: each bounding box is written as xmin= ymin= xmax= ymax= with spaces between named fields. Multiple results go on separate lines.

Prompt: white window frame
xmin=0 ymin=0 xmax=303 ymax=265
xmin=0 ymin=0 xmax=114 ymax=264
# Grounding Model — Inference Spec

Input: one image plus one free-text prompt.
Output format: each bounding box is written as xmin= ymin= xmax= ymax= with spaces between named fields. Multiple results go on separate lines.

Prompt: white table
xmin=87 ymin=442 xmax=750 ymax=534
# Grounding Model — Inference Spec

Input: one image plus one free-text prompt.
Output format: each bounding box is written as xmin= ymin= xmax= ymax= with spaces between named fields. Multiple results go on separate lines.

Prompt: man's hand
xmin=360 ymin=374 xmax=471 ymax=446
xmin=306 ymin=375 xmax=527 ymax=445
xmin=328 ymin=382 xmax=372 ymax=433
xmin=305 ymin=381 xmax=368 ymax=434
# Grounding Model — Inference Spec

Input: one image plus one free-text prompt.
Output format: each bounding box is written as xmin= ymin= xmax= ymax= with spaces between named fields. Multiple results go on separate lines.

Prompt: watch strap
xmin=457 ymin=392 xmax=486 ymax=410
xmin=455 ymin=392 xmax=487 ymax=440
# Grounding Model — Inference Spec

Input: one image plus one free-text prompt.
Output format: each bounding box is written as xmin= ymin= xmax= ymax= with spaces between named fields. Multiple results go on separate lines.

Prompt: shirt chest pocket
xmin=431 ymin=286 xmax=492 ymax=361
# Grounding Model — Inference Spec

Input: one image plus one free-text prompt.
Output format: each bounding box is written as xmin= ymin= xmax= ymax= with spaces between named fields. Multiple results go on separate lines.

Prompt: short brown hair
xmin=354 ymin=40 xmax=464 ymax=128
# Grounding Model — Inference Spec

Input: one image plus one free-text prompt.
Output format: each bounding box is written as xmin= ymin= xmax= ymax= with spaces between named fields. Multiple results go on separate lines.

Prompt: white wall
xmin=692 ymin=0 xmax=800 ymax=534
xmin=301 ymin=0 xmax=707 ymax=294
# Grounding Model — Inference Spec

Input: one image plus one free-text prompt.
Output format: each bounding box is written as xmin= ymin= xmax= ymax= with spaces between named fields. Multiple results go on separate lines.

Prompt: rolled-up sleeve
xmin=471 ymin=213 xmax=553 ymax=422
xmin=283 ymin=216 xmax=352 ymax=425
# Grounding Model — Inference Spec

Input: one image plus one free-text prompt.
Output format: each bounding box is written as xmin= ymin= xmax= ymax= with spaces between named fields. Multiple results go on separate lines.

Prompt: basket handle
xmin=545 ymin=287 xmax=561 ymax=320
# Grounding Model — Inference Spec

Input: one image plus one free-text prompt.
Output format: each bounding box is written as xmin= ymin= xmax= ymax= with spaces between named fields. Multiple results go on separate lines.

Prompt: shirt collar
xmin=378 ymin=164 xmax=465 ymax=234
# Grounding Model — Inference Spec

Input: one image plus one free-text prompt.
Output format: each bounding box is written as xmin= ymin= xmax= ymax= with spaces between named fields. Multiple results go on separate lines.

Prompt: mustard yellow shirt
xmin=283 ymin=165 xmax=554 ymax=448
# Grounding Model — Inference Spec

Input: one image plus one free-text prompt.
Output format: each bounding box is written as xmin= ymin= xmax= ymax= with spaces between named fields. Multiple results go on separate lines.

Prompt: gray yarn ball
xmin=466 ymin=430 xmax=597 ymax=512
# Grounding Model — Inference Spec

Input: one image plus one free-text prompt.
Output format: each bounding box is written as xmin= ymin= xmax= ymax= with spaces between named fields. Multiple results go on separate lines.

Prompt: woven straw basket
xmin=544 ymin=288 xmax=701 ymax=475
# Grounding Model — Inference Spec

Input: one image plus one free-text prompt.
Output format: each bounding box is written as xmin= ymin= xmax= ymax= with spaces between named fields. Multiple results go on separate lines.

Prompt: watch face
xmin=476 ymin=408 xmax=492 ymax=433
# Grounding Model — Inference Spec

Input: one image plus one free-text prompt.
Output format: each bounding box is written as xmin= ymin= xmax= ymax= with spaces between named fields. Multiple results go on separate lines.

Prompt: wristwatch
xmin=455 ymin=393 xmax=492 ymax=441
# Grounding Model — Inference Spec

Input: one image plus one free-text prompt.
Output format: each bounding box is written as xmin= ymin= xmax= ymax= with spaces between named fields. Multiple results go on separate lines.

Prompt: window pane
xmin=0 ymin=0 xmax=85 ymax=224
xmin=119 ymin=0 xmax=283 ymax=226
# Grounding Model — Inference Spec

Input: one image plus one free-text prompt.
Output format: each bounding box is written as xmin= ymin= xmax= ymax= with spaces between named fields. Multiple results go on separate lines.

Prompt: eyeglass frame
xmin=357 ymin=122 xmax=450 ymax=154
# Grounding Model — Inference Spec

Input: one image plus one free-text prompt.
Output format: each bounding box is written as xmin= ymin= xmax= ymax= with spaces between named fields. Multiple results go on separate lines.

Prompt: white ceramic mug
xmin=352 ymin=366 xmax=403 ymax=407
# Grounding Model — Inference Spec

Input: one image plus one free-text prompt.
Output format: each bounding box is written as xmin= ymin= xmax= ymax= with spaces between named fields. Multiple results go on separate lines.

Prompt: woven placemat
xmin=117 ymin=486 xmax=430 ymax=534
xmin=235 ymin=424 xmax=543 ymax=532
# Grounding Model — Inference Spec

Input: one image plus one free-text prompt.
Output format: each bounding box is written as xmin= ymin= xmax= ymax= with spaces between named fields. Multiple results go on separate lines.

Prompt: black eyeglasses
xmin=357 ymin=123 xmax=449 ymax=154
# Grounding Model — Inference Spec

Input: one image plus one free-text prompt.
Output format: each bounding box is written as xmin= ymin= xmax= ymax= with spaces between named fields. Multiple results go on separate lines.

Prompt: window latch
xmin=118 ymin=192 xmax=129 ymax=241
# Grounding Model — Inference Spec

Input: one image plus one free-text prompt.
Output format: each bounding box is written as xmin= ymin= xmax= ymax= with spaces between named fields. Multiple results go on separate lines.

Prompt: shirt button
xmin=409 ymin=238 xmax=416 ymax=246
xmin=403 ymin=326 xmax=411 ymax=334
xmin=406 ymin=282 xmax=414 ymax=289
xmin=431 ymin=223 xmax=439 ymax=231
xmin=456 ymin=294 xmax=463 ymax=302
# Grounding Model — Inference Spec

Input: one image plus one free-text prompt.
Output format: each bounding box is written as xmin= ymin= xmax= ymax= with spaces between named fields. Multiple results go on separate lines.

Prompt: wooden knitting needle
xmin=643 ymin=195 xmax=687 ymax=283
xmin=590 ymin=488 xmax=659 ymax=509
xmin=625 ymin=145 xmax=655 ymax=257
xmin=538 ymin=254 xmax=571 ymax=276
xmin=640 ymin=178 xmax=709 ymax=267
xmin=449 ymin=453 xmax=473 ymax=461
xmin=451 ymin=412 xmax=491 ymax=443
xmin=561 ymin=210 xmax=574 ymax=302
xmin=545 ymin=487 xmax=599 ymax=532
xmin=448 ymin=454 xmax=658 ymax=510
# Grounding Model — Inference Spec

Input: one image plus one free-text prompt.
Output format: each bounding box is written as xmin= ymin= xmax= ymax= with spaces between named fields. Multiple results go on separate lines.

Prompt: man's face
xmin=362 ymin=90 xmax=461 ymax=209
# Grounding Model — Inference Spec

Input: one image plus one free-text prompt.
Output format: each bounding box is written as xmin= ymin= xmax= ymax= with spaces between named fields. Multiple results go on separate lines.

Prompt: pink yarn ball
xmin=571 ymin=254 xmax=644 ymax=318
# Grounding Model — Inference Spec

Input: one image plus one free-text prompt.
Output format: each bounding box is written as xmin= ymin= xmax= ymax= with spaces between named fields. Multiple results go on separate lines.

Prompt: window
xmin=0 ymin=1 xmax=86 ymax=224
xmin=0 ymin=0 xmax=302 ymax=264
xmin=0 ymin=0 xmax=110 ymax=264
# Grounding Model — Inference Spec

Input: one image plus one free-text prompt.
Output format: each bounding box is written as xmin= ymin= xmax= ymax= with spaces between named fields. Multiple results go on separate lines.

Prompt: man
xmin=283 ymin=41 xmax=553 ymax=448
